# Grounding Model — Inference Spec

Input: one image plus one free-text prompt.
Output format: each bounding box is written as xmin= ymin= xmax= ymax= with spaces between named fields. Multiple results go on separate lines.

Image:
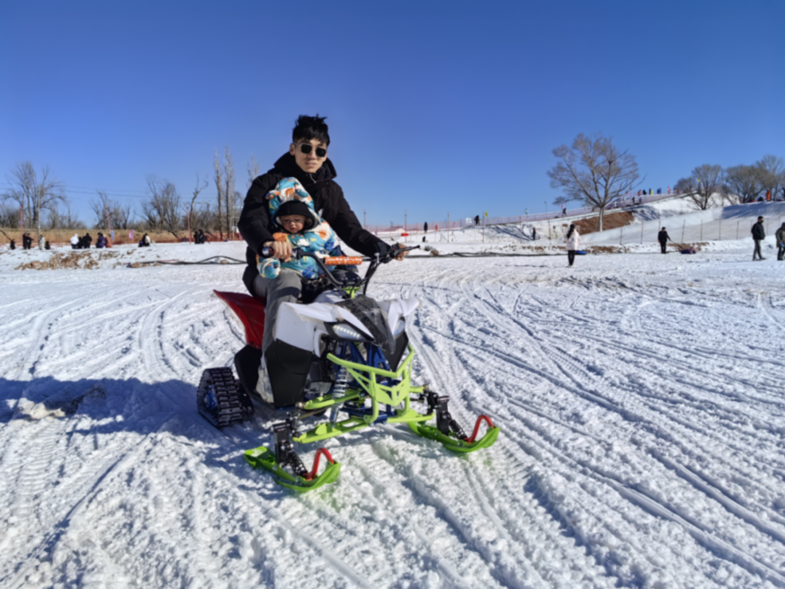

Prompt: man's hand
xmin=392 ymin=243 xmax=409 ymax=262
xmin=263 ymin=240 xmax=293 ymax=262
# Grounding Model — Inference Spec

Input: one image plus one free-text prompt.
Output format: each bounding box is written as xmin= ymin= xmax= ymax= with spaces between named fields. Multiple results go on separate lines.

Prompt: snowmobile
xmin=197 ymin=245 xmax=499 ymax=491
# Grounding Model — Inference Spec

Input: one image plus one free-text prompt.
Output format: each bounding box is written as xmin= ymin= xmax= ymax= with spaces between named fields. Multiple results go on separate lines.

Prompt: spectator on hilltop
xmin=22 ymin=232 xmax=32 ymax=249
xmin=82 ymin=233 xmax=93 ymax=249
xmin=423 ymin=222 xmax=428 ymax=233
xmin=70 ymin=233 xmax=79 ymax=249
xmin=474 ymin=215 xmax=480 ymax=226
xmin=96 ymin=232 xmax=107 ymax=248
xmin=752 ymin=216 xmax=766 ymax=261
xmin=9 ymin=238 xmax=16 ymax=250
xmin=139 ymin=233 xmax=152 ymax=247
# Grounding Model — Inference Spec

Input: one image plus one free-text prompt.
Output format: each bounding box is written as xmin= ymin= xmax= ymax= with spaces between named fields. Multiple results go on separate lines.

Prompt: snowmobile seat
xmin=214 ymin=291 xmax=266 ymax=349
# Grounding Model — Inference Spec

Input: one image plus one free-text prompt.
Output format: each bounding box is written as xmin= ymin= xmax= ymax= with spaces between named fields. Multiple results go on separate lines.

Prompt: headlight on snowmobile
xmin=325 ymin=322 xmax=374 ymax=343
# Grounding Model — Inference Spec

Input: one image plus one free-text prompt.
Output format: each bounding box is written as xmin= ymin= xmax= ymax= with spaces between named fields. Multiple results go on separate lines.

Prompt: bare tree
xmin=212 ymin=148 xmax=237 ymax=238
xmin=88 ymin=190 xmax=133 ymax=230
xmin=247 ymin=154 xmax=260 ymax=188
xmin=89 ymin=190 xmax=111 ymax=229
xmin=676 ymin=164 xmax=725 ymax=210
xmin=223 ymin=147 xmax=236 ymax=237
xmin=725 ymin=165 xmax=764 ymax=204
xmin=142 ymin=176 xmax=182 ymax=237
xmin=191 ymin=203 xmax=216 ymax=233
xmin=189 ymin=174 xmax=209 ymax=236
xmin=109 ymin=202 xmax=133 ymax=229
xmin=547 ymin=133 xmax=640 ymax=231
xmin=0 ymin=202 xmax=20 ymax=227
xmin=214 ymin=151 xmax=224 ymax=239
xmin=45 ymin=202 xmax=84 ymax=230
xmin=756 ymin=154 xmax=784 ymax=199
xmin=2 ymin=162 xmax=66 ymax=236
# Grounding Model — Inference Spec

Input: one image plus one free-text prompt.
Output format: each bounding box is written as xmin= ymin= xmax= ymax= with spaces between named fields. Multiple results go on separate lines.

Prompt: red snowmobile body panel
xmin=214 ymin=291 xmax=266 ymax=349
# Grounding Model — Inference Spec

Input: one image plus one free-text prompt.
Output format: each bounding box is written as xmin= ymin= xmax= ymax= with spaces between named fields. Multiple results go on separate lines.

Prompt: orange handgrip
xmin=323 ymin=256 xmax=363 ymax=266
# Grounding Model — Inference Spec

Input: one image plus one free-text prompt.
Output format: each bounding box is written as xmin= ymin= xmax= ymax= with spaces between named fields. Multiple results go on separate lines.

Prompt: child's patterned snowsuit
xmin=256 ymin=178 xmax=339 ymax=280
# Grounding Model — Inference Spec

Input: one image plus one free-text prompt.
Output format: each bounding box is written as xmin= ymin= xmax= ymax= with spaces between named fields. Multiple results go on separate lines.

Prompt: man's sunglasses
xmin=295 ymin=143 xmax=327 ymax=158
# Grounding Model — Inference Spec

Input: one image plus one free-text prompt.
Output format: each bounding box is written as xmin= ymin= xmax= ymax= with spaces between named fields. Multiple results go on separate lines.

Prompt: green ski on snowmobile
xmin=245 ymin=446 xmax=341 ymax=492
xmin=244 ymin=345 xmax=499 ymax=491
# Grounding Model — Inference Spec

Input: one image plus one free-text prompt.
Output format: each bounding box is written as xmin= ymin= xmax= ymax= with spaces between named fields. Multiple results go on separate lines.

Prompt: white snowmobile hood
xmin=274 ymin=295 xmax=420 ymax=355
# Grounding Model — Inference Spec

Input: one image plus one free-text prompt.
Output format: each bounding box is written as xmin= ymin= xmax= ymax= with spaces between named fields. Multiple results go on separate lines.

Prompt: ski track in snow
xmin=1 ymin=242 xmax=785 ymax=588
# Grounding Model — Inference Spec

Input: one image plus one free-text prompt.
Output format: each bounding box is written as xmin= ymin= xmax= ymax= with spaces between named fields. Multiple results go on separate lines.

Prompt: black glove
xmin=374 ymin=240 xmax=393 ymax=261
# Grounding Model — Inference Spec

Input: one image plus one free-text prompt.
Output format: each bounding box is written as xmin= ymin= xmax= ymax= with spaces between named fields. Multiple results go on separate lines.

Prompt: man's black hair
xmin=293 ymin=114 xmax=330 ymax=146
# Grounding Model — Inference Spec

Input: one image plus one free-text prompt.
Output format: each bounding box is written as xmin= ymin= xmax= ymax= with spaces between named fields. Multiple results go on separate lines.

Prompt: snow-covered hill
xmin=583 ymin=201 xmax=785 ymax=248
xmin=1 ymin=239 xmax=785 ymax=588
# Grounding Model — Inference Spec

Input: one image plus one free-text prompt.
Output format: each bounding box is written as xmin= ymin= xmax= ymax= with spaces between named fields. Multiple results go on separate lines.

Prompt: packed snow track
xmin=1 ymin=242 xmax=784 ymax=588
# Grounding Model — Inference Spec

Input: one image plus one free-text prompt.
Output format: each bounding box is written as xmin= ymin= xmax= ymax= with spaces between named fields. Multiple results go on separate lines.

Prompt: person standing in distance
xmin=564 ymin=223 xmax=580 ymax=267
xmin=775 ymin=221 xmax=785 ymax=261
xmin=658 ymin=227 xmax=670 ymax=254
xmin=752 ymin=216 xmax=766 ymax=261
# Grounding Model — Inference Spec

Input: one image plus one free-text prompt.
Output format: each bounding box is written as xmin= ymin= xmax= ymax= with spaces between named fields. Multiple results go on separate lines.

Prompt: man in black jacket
xmin=237 ymin=115 xmax=403 ymax=400
xmin=657 ymin=227 xmax=670 ymax=254
xmin=752 ymin=216 xmax=765 ymax=261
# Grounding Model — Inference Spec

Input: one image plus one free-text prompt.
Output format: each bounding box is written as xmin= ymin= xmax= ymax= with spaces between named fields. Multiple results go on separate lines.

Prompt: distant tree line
xmin=548 ymin=133 xmax=785 ymax=221
xmin=1 ymin=148 xmax=261 ymax=238
xmin=675 ymin=155 xmax=785 ymax=210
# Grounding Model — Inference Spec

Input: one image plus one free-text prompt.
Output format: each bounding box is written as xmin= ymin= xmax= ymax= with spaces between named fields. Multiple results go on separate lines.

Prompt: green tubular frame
xmin=293 ymin=345 xmax=433 ymax=445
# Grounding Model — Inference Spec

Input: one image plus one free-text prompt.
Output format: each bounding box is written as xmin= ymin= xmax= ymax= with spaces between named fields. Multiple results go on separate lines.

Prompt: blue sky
xmin=1 ymin=0 xmax=783 ymax=227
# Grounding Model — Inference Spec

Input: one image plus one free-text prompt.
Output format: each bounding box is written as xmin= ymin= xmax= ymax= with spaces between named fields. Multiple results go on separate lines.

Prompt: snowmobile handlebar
xmin=260 ymin=244 xmax=419 ymax=265
xmin=260 ymin=245 xmax=420 ymax=295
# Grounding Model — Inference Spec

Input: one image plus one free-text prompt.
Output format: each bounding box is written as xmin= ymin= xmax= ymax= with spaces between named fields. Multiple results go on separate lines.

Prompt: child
xmin=257 ymin=177 xmax=339 ymax=281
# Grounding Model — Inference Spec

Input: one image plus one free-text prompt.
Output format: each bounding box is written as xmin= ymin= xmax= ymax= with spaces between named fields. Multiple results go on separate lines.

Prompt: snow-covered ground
xmin=2 ymin=215 xmax=785 ymax=588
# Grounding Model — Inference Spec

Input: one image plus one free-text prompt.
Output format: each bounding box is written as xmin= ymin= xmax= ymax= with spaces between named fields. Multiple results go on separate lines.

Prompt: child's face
xmin=290 ymin=138 xmax=328 ymax=174
xmin=279 ymin=214 xmax=308 ymax=234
